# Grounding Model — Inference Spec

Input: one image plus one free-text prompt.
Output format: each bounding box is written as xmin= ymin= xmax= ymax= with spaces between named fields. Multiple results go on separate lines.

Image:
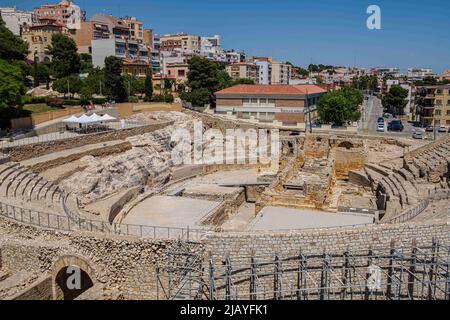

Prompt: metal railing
xmin=0 ymin=119 xmax=157 ymax=150
xmin=386 ymin=189 xmax=450 ymax=224
xmin=0 ymin=200 xmax=208 ymax=241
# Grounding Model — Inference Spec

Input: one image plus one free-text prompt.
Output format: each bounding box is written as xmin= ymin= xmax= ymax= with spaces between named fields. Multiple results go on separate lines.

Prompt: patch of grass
xmin=21 ymin=104 xmax=79 ymax=114
xmin=22 ymin=103 xmax=60 ymax=114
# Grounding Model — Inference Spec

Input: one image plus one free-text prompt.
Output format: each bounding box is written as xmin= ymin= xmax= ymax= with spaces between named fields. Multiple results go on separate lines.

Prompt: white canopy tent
xmin=100 ymin=114 xmax=116 ymax=122
xmin=62 ymin=115 xmax=80 ymax=123
xmin=63 ymin=113 xmax=115 ymax=125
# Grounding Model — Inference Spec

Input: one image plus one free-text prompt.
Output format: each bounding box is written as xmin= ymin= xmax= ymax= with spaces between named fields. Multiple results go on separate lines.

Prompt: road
xmin=359 ymin=95 xmax=447 ymax=140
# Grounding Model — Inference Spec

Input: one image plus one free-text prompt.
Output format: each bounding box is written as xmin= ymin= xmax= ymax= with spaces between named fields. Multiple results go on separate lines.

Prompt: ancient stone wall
xmin=204 ymin=220 xmax=449 ymax=258
xmin=334 ymin=147 xmax=366 ymax=180
xmin=0 ymin=219 xmax=173 ymax=300
xmin=6 ymin=121 xmax=173 ymax=162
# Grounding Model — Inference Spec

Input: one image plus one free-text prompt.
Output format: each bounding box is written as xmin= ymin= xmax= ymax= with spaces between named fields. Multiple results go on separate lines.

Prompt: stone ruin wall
xmin=0 ymin=209 xmax=448 ymax=299
xmin=6 ymin=121 xmax=174 ymax=162
xmin=204 ymin=219 xmax=449 ymax=259
xmin=0 ymin=219 xmax=174 ymax=300
xmin=334 ymin=147 xmax=366 ymax=180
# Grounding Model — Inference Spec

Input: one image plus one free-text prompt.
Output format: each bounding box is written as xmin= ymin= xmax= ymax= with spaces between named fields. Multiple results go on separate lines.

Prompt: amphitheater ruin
xmin=0 ymin=108 xmax=449 ymax=300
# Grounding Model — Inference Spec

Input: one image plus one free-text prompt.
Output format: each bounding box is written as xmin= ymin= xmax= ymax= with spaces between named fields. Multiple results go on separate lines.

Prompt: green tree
xmin=382 ymin=85 xmax=408 ymax=116
xmin=80 ymin=53 xmax=93 ymax=73
xmin=317 ymin=89 xmax=361 ymax=125
xmin=0 ymin=17 xmax=28 ymax=62
xmin=104 ymin=56 xmax=127 ymax=102
xmin=52 ymin=75 xmax=83 ymax=98
xmin=144 ymin=75 xmax=153 ymax=100
xmin=34 ymin=63 xmax=51 ymax=89
xmin=0 ymin=59 xmax=26 ymax=109
xmin=233 ymin=78 xmax=255 ymax=85
xmin=184 ymin=56 xmax=230 ymax=106
xmin=48 ymin=33 xmax=81 ymax=78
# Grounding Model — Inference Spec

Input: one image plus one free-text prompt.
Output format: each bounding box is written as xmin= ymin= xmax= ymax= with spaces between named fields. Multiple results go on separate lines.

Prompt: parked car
xmin=377 ymin=117 xmax=384 ymax=123
xmin=383 ymin=113 xmax=393 ymax=119
xmin=438 ymin=127 xmax=447 ymax=133
xmin=425 ymin=126 xmax=434 ymax=132
xmin=387 ymin=120 xmax=404 ymax=132
xmin=412 ymin=131 xmax=423 ymax=139
xmin=377 ymin=123 xmax=385 ymax=132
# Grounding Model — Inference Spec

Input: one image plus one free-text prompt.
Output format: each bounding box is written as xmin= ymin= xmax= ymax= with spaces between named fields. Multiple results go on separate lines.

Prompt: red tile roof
xmin=215 ymin=84 xmax=327 ymax=95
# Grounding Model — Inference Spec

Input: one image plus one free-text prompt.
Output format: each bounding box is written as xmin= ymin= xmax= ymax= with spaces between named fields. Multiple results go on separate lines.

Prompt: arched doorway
xmin=52 ymin=255 xmax=95 ymax=300
xmin=338 ymin=141 xmax=354 ymax=149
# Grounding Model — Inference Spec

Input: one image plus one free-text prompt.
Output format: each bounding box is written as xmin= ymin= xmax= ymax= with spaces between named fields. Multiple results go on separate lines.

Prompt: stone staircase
xmin=363 ymin=136 xmax=450 ymax=222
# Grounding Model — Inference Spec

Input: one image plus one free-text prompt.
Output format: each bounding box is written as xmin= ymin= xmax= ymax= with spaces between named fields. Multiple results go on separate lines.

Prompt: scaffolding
xmin=156 ymin=239 xmax=450 ymax=300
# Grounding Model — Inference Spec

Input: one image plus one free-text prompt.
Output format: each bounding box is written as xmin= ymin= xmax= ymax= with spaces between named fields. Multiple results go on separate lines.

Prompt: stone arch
xmin=52 ymin=255 xmax=96 ymax=300
xmin=337 ymin=141 xmax=354 ymax=149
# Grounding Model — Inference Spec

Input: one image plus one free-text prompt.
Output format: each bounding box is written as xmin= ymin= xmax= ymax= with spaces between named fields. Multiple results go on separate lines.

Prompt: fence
xmin=157 ymin=240 xmax=450 ymax=300
xmin=386 ymin=189 xmax=450 ymax=224
xmin=0 ymin=119 xmax=156 ymax=150
xmin=0 ymin=200 xmax=208 ymax=241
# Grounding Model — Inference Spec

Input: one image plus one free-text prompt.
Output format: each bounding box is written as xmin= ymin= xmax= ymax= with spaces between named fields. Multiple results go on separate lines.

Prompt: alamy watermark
xmin=367 ymin=5 xmax=381 ymax=30
xmin=170 ymin=121 xmax=280 ymax=170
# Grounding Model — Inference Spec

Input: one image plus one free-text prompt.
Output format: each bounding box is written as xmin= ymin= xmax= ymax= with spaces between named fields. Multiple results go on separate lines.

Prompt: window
xmin=268 ymin=99 xmax=275 ymax=104
xmin=447 ymin=100 xmax=450 ymax=105
xmin=259 ymin=98 xmax=268 ymax=104
xmin=436 ymin=89 xmax=442 ymax=94
xmin=447 ymin=110 xmax=450 ymax=115
xmin=435 ymin=109 xmax=441 ymax=116
xmin=251 ymin=98 xmax=258 ymax=103
xmin=243 ymin=98 xmax=250 ymax=103
xmin=435 ymin=100 xmax=442 ymax=105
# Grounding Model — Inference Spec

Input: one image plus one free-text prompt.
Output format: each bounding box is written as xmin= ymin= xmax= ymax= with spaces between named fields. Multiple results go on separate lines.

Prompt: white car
xmin=412 ymin=131 xmax=423 ymax=139
xmin=377 ymin=123 xmax=385 ymax=132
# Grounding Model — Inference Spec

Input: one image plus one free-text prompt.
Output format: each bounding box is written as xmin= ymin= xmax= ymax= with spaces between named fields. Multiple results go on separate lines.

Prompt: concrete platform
xmin=248 ymin=206 xmax=373 ymax=231
xmin=122 ymin=195 xmax=221 ymax=228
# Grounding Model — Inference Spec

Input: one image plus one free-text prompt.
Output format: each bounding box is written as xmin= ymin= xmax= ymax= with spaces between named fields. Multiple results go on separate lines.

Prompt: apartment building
xmin=215 ymin=84 xmax=326 ymax=126
xmin=160 ymin=33 xmax=200 ymax=53
xmin=271 ymin=61 xmax=291 ymax=84
xmin=92 ymin=38 xmax=151 ymax=77
xmin=22 ymin=20 xmax=70 ymax=62
xmin=200 ymin=35 xmax=223 ymax=60
xmin=74 ymin=21 xmax=110 ymax=54
xmin=90 ymin=14 xmax=129 ymax=40
xmin=32 ymin=0 xmax=85 ymax=30
xmin=166 ymin=63 xmax=189 ymax=83
xmin=415 ymin=84 xmax=450 ymax=127
xmin=254 ymin=58 xmax=272 ymax=85
xmin=143 ymin=29 xmax=153 ymax=47
xmin=371 ymin=67 xmax=401 ymax=78
xmin=0 ymin=7 xmax=35 ymax=36
xmin=407 ymin=68 xmax=435 ymax=81
xmin=226 ymin=63 xmax=258 ymax=82
xmin=122 ymin=16 xmax=143 ymax=43
xmin=440 ymin=70 xmax=450 ymax=81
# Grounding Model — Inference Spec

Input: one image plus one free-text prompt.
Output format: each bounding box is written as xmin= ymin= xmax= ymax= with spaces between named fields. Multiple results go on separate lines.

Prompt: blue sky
xmin=4 ymin=0 xmax=450 ymax=72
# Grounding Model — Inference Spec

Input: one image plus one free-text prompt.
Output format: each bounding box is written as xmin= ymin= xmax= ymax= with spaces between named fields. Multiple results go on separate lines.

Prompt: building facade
xmin=123 ymin=16 xmax=143 ymax=43
xmin=271 ymin=61 xmax=291 ymax=84
xmin=255 ymin=59 xmax=272 ymax=85
xmin=22 ymin=21 xmax=70 ymax=62
xmin=74 ymin=20 xmax=110 ymax=54
xmin=0 ymin=7 xmax=35 ymax=36
xmin=215 ymin=84 xmax=326 ymax=126
xmin=226 ymin=63 xmax=258 ymax=82
xmin=407 ymin=68 xmax=435 ymax=81
xmin=32 ymin=0 xmax=85 ymax=30
xmin=160 ymin=34 xmax=200 ymax=53
xmin=415 ymin=84 xmax=450 ymax=128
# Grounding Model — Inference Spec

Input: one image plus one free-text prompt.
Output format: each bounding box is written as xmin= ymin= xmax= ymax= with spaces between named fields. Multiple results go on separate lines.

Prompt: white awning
xmin=100 ymin=114 xmax=116 ymax=121
xmin=62 ymin=115 xmax=80 ymax=123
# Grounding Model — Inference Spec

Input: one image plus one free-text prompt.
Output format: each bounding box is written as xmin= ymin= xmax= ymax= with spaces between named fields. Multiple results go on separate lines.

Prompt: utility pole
xmin=67 ymin=79 xmax=70 ymax=98
xmin=306 ymin=88 xmax=312 ymax=134
xmin=99 ymin=80 xmax=102 ymax=96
